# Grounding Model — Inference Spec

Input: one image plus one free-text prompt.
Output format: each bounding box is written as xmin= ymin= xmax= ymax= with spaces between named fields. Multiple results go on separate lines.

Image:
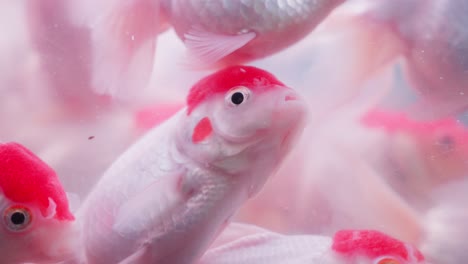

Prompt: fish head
xmin=331 ymin=229 xmax=425 ymax=264
xmin=179 ymin=65 xmax=307 ymax=194
xmin=0 ymin=142 xmax=77 ymax=263
xmin=362 ymin=109 xmax=468 ymax=187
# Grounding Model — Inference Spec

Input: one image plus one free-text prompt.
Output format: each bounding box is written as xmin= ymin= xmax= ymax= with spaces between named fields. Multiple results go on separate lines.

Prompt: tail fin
xmin=73 ymin=0 xmax=162 ymax=101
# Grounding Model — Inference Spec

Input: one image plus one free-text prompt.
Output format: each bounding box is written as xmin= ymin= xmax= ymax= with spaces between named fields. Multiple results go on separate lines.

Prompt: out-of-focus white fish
xmin=64 ymin=0 xmax=164 ymax=100
xmin=0 ymin=142 xmax=77 ymax=264
xmin=200 ymin=223 xmax=426 ymax=264
xmin=77 ymin=66 xmax=307 ymax=264
xmin=362 ymin=109 xmax=468 ymax=209
xmin=315 ymin=0 xmax=468 ymax=119
xmin=161 ymin=0 xmax=345 ymax=68
xmin=26 ymin=0 xmax=115 ymax=116
xmin=420 ymin=178 xmax=468 ymax=264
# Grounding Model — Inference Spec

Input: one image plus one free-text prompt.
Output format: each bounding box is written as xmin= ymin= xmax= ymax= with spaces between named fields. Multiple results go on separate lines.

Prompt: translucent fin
xmin=88 ymin=0 xmax=160 ymax=100
xmin=182 ymin=27 xmax=256 ymax=69
xmin=113 ymin=173 xmax=183 ymax=239
xmin=306 ymin=3 xmax=403 ymax=124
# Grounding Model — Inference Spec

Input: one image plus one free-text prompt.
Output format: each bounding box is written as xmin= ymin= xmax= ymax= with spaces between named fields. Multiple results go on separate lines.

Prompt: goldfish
xmin=0 ymin=142 xmax=77 ymax=263
xmin=47 ymin=0 xmax=165 ymax=100
xmin=361 ymin=109 xmax=468 ymax=208
xmin=314 ymin=0 xmax=468 ymax=119
xmin=200 ymin=223 xmax=426 ymax=264
xmin=77 ymin=65 xmax=307 ymax=263
xmin=161 ymin=0 xmax=345 ymax=68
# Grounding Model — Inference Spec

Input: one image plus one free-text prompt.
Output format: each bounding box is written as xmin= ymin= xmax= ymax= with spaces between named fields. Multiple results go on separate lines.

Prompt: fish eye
xmin=225 ymin=86 xmax=251 ymax=106
xmin=4 ymin=206 xmax=32 ymax=232
xmin=374 ymin=257 xmax=400 ymax=264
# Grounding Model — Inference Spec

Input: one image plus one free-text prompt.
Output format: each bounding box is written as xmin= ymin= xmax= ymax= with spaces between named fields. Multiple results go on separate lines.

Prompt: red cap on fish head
xmin=186 ymin=65 xmax=285 ymax=114
xmin=332 ymin=230 xmax=425 ymax=262
xmin=0 ymin=142 xmax=74 ymax=221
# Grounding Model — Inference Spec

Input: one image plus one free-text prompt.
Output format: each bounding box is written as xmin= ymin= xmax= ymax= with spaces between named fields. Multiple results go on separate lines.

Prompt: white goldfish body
xmin=77 ymin=65 xmax=307 ymax=264
xmin=0 ymin=142 xmax=77 ymax=263
xmin=161 ymin=0 xmax=345 ymax=68
xmin=200 ymin=223 xmax=426 ymax=264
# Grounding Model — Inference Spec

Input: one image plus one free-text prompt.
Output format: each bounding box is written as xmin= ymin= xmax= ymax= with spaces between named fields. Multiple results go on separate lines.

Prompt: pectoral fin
xmin=182 ymin=27 xmax=256 ymax=69
xmin=113 ymin=172 xmax=184 ymax=239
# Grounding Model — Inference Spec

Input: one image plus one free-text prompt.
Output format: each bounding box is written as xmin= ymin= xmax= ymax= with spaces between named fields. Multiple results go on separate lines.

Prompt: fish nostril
xmin=284 ymin=94 xmax=297 ymax=101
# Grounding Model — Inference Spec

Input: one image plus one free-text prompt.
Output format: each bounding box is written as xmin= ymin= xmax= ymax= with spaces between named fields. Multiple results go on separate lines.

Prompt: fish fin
xmin=181 ymin=27 xmax=256 ymax=69
xmin=113 ymin=172 xmax=184 ymax=239
xmin=66 ymin=192 xmax=81 ymax=213
xmin=88 ymin=0 xmax=160 ymax=100
xmin=306 ymin=6 xmax=402 ymax=123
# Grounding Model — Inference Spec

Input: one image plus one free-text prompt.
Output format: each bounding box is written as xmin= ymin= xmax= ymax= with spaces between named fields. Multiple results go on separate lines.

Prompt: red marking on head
xmin=186 ymin=65 xmax=284 ymax=114
xmin=0 ymin=142 xmax=74 ymax=221
xmin=134 ymin=102 xmax=185 ymax=131
xmin=332 ymin=230 xmax=424 ymax=262
xmin=192 ymin=117 xmax=213 ymax=143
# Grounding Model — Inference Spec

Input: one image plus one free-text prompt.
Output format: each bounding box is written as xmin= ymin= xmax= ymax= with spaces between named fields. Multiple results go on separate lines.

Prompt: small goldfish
xmin=77 ymin=65 xmax=307 ymax=263
xmin=361 ymin=109 xmax=468 ymax=207
xmin=161 ymin=0 xmax=345 ymax=68
xmin=313 ymin=0 xmax=468 ymax=118
xmin=201 ymin=224 xmax=426 ymax=264
xmin=0 ymin=142 xmax=76 ymax=263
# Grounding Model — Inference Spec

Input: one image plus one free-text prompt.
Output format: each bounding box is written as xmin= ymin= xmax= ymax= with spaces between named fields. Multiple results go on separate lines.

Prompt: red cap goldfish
xmin=0 ymin=142 xmax=76 ymax=263
xmin=200 ymin=224 xmax=426 ymax=264
xmin=362 ymin=109 xmax=468 ymax=204
xmin=77 ymin=65 xmax=307 ymax=263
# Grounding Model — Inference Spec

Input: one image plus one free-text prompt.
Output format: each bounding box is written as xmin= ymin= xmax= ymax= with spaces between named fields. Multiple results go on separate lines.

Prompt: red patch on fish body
xmin=0 ymin=142 xmax=74 ymax=221
xmin=332 ymin=230 xmax=424 ymax=262
xmin=361 ymin=109 xmax=468 ymax=141
xmin=192 ymin=117 xmax=213 ymax=143
xmin=186 ymin=65 xmax=284 ymax=114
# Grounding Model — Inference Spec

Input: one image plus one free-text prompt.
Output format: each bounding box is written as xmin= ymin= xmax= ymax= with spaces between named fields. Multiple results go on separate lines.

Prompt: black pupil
xmin=231 ymin=92 xmax=244 ymax=105
xmin=11 ymin=212 xmax=25 ymax=225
